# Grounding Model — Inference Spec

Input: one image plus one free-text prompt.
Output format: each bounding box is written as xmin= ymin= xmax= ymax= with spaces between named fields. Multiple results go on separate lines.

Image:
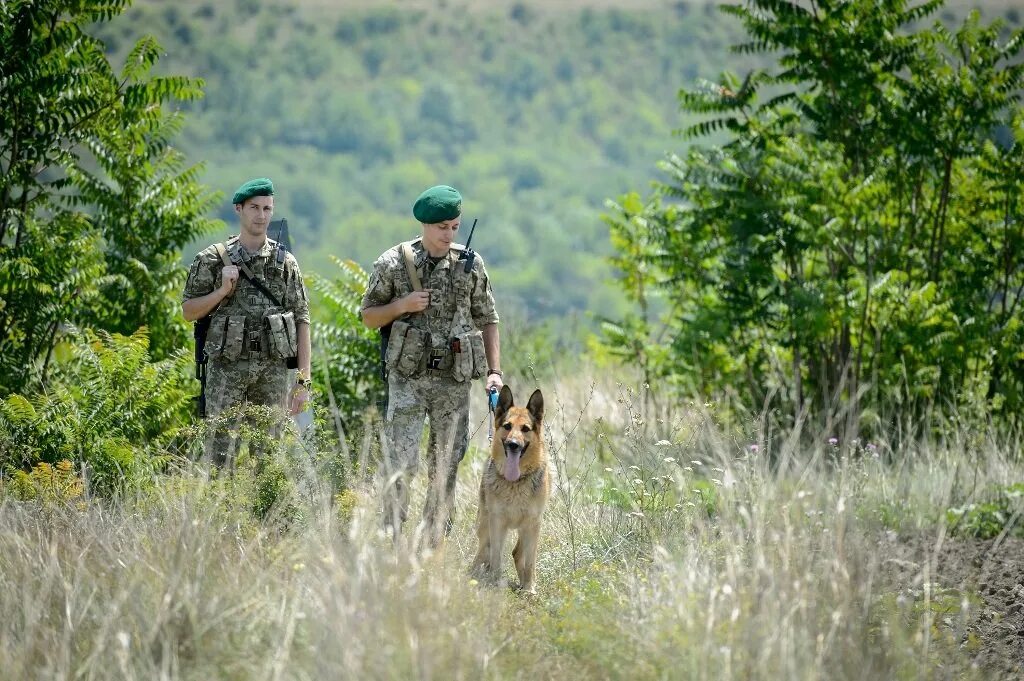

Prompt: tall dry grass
xmin=1 ymin=370 xmax=1020 ymax=680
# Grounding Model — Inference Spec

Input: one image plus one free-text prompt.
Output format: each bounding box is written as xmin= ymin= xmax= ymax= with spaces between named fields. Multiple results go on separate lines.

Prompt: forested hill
xmin=100 ymin=0 xmax=1020 ymax=323
xmin=96 ymin=0 xmax=751 ymax=322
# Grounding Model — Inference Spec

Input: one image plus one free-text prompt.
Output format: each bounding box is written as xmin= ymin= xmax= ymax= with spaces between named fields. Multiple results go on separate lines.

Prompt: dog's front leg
xmin=486 ymin=513 xmax=507 ymax=586
xmin=514 ymin=521 xmax=541 ymax=594
xmin=472 ymin=499 xmax=490 ymax=573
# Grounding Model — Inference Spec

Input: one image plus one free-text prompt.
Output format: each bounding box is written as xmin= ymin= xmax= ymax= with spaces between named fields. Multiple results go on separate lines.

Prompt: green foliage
xmin=308 ymin=258 xmax=385 ymax=437
xmin=4 ymin=459 xmax=84 ymax=504
xmin=0 ymin=328 xmax=193 ymax=496
xmin=0 ymin=0 xmax=218 ymax=396
xmin=946 ymin=482 xmax=1024 ymax=539
xmin=589 ymin=388 xmax=722 ymax=545
xmin=601 ymin=0 xmax=1024 ymax=433
xmin=249 ymin=442 xmax=299 ymax=524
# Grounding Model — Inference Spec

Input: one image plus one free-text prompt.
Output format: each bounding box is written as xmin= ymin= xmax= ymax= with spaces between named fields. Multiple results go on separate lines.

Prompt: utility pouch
xmin=451 ymin=329 xmax=486 ymax=382
xmin=386 ymin=319 xmax=429 ymax=378
xmin=264 ymin=310 xmax=298 ymax=363
xmin=204 ymin=315 xmax=228 ymax=360
xmin=223 ymin=316 xmax=247 ymax=361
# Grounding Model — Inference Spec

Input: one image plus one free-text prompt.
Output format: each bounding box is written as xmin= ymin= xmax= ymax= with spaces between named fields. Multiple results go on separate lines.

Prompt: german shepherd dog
xmin=472 ymin=386 xmax=550 ymax=593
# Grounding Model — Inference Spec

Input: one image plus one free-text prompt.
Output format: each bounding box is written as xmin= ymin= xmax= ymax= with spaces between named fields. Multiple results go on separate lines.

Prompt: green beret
xmin=413 ymin=185 xmax=462 ymax=223
xmin=232 ymin=177 xmax=274 ymax=205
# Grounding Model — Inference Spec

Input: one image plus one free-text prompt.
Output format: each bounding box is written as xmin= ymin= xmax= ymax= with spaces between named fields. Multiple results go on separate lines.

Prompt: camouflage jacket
xmin=361 ymin=239 xmax=498 ymax=349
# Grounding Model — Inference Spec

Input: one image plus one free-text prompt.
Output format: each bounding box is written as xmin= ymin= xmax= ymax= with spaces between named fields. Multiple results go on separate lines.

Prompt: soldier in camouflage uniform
xmin=362 ymin=185 xmax=503 ymax=546
xmin=182 ymin=178 xmax=312 ymax=465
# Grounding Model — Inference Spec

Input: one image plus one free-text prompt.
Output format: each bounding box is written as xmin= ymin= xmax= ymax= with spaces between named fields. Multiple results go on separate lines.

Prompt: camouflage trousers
xmin=204 ymin=357 xmax=291 ymax=467
xmin=382 ymin=372 xmax=470 ymax=547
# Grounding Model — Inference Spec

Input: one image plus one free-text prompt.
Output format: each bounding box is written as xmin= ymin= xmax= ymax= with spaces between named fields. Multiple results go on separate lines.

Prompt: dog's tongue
xmin=503 ymin=452 xmax=522 ymax=482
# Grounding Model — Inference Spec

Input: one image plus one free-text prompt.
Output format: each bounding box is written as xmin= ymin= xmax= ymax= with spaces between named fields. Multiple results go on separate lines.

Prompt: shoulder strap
xmin=202 ymin=242 xmax=234 ymax=317
xmin=214 ymin=242 xmax=232 ymax=267
xmin=401 ymin=240 xmax=423 ymax=292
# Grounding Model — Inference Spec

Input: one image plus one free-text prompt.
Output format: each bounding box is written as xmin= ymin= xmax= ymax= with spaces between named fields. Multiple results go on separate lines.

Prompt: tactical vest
xmin=385 ymin=239 xmax=486 ymax=381
xmin=204 ymin=236 xmax=297 ymax=363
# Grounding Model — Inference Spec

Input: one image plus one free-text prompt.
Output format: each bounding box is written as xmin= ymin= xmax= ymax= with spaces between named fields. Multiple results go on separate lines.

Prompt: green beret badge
xmin=232 ymin=177 xmax=275 ymax=205
xmin=412 ymin=185 xmax=462 ymax=223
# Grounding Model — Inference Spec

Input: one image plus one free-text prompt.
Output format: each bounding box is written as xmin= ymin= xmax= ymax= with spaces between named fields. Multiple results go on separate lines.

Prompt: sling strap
xmin=217 ymin=241 xmax=285 ymax=309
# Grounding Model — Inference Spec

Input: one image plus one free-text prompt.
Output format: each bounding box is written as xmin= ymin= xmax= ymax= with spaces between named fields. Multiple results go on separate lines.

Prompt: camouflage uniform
xmin=362 ymin=238 xmax=498 ymax=543
xmin=183 ymin=235 xmax=310 ymax=465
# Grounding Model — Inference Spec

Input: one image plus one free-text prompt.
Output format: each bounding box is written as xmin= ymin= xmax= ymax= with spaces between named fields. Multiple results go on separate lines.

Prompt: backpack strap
xmin=203 ymin=242 xmax=233 ymax=316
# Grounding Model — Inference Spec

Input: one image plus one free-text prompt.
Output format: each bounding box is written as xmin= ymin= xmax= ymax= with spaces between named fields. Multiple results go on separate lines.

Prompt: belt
xmin=425 ymin=347 xmax=453 ymax=371
xmin=243 ymin=328 xmax=264 ymax=360
xmin=421 ymin=346 xmax=454 ymax=377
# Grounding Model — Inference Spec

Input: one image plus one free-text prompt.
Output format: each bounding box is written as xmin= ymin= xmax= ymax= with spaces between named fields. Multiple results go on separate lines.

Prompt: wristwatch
xmin=486 ymin=369 xmax=503 ymax=377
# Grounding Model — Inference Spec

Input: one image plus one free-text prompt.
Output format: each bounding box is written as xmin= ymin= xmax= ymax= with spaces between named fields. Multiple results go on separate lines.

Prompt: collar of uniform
xmin=412 ymin=239 xmax=458 ymax=269
xmin=232 ymin=238 xmax=275 ymax=263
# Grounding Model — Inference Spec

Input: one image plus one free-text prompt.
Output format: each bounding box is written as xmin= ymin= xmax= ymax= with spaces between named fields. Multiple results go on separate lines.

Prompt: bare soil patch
xmin=884 ymin=533 xmax=1024 ymax=679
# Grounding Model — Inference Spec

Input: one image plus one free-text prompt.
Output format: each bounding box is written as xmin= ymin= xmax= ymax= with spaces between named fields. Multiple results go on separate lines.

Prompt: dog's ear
xmin=495 ymin=385 xmax=514 ymax=420
xmin=526 ymin=389 xmax=544 ymax=423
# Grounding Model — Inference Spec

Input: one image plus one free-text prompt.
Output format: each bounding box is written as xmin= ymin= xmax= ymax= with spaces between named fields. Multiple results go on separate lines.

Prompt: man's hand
xmin=485 ymin=372 xmax=503 ymax=394
xmin=220 ymin=265 xmax=240 ymax=297
xmin=400 ymin=290 xmax=431 ymax=314
xmin=289 ymin=384 xmax=309 ymax=416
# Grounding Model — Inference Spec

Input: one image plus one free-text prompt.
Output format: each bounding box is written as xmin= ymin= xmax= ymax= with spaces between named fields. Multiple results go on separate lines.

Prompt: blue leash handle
xmin=487 ymin=387 xmax=499 ymax=441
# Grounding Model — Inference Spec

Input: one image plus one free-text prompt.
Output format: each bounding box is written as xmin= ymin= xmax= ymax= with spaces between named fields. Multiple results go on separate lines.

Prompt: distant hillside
xmin=100 ymin=0 xmax=1021 ymax=327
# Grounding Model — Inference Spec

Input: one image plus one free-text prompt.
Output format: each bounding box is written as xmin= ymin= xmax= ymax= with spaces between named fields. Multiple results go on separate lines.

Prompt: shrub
xmin=946 ymin=483 xmax=1024 ymax=539
xmin=0 ymin=329 xmax=192 ymax=496
xmin=308 ymin=258 xmax=385 ymax=442
xmin=4 ymin=460 xmax=84 ymax=504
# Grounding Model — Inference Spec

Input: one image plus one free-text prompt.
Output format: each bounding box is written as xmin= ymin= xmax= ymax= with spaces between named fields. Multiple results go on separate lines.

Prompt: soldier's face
xmin=421 ymin=217 xmax=460 ymax=257
xmin=236 ymin=196 xmax=274 ymax=236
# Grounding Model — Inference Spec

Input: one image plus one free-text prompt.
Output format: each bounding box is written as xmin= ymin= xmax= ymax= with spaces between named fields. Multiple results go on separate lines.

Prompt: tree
xmin=0 ymin=0 xmax=218 ymax=395
xmin=603 ymin=1 xmax=1024 ymax=434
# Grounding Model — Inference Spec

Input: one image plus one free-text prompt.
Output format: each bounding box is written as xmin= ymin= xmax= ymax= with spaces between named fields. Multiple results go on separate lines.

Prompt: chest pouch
xmin=386 ymin=319 xmax=430 ymax=378
xmin=204 ymin=316 xmax=228 ymax=361
xmin=450 ymin=329 xmax=487 ymax=383
xmin=264 ymin=310 xmax=298 ymax=364
xmin=216 ymin=315 xmax=247 ymax=361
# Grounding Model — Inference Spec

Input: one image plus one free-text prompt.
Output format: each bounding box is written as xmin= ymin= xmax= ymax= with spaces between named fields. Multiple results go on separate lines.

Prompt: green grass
xmin=1 ymin=372 xmax=1021 ymax=679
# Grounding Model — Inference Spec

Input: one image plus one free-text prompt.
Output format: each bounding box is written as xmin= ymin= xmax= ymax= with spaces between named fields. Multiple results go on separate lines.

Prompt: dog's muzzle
xmin=504 ymin=440 xmax=525 ymax=457
xmin=501 ymin=439 xmax=528 ymax=482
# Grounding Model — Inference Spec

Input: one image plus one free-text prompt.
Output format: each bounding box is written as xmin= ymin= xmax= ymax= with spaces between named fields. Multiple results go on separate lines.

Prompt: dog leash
xmin=487 ymin=387 xmax=499 ymax=442
xmin=468 ymin=388 xmax=501 ymax=442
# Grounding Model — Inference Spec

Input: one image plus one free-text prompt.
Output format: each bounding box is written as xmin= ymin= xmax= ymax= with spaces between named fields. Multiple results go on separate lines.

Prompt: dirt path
xmin=886 ymin=534 xmax=1024 ymax=679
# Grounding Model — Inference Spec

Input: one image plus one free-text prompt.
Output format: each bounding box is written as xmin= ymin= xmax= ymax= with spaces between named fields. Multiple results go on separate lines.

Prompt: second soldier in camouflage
xmin=361 ymin=184 xmax=503 ymax=547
